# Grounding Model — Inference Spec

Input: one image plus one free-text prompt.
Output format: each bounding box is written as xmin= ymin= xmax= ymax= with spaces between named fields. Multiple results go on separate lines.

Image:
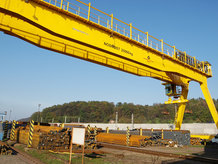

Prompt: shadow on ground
xmin=162 ymin=143 xmax=218 ymax=164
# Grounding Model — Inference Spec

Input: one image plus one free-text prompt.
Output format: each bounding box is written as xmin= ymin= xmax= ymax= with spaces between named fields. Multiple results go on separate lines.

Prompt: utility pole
xmin=131 ymin=113 xmax=134 ymax=129
xmin=115 ymin=112 xmax=118 ymax=128
xmin=37 ymin=104 xmax=41 ymax=122
xmin=3 ymin=111 xmax=8 ymax=122
xmin=52 ymin=118 xmax=54 ymax=123
xmin=41 ymin=117 xmax=43 ymax=123
xmin=64 ymin=116 xmax=67 ymax=123
xmin=9 ymin=110 xmax=12 ymax=122
xmin=78 ymin=117 xmax=80 ymax=123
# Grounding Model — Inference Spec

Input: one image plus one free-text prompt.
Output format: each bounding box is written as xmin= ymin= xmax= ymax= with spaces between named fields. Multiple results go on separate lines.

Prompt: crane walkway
xmin=0 ymin=0 xmax=217 ymax=130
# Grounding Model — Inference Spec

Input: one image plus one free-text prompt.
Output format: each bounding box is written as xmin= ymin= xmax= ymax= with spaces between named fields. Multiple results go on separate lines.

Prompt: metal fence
xmin=41 ymin=0 xmax=211 ymax=75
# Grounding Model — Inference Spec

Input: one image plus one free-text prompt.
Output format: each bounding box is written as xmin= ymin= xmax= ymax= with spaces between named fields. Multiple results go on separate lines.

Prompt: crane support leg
xmin=200 ymin=82 xmax=218 ymax=128
xmin=175 ymin=85 xmax=189 ymax=130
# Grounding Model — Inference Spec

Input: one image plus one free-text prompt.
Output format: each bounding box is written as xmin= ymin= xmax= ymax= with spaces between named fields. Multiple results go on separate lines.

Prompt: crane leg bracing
xmin=200 ymin=82 xmax=218 ymax=128
xmin=0 ymin=0 xmax=217 ymax=130
xmin=174 ymin=85 xmax=189 ymax=130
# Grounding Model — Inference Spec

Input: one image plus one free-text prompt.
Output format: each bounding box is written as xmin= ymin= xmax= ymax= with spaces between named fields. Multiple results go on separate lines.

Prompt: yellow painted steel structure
xmin=0 ymin=0 xmax=217 ymax=130
xmin=191 ymin=134 xmax=215 ymax=140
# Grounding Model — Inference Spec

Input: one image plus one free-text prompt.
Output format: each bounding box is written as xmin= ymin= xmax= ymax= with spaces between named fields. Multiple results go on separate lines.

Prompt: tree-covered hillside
xmin=31 ymin=98 xmax=218 ymax=123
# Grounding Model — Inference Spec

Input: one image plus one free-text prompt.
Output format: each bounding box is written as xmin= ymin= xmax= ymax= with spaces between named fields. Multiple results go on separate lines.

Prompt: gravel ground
xmin=2 ymin=143 xmax=217 ymax=164
xmin=0 ymin=155 xmax=29 ymax=164
xmin=140 ymin=145 xmax=218 ymax=159
xmin=140 ymin=146 xmax=205 ymax=155
xmin=100 ymin=147 xmax=214 ymax=164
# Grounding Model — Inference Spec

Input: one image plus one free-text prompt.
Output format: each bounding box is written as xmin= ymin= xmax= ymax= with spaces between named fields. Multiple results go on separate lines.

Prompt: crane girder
xmin=0 ymin=0 xmax=217 ymax=130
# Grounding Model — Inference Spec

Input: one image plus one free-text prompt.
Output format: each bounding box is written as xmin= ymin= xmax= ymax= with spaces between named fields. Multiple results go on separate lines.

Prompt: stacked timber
xmin=38 ymin=129 xmax=70 ymax=150
xmin=13 ymin=125 xmax=70 ymax=150
xmin=96 ymin=133 xmax=178 ymax=147
xmin=96 ymin=133 xmax=150 ymax=147
xmin=107 ymin=129 xmax=191 ymax=146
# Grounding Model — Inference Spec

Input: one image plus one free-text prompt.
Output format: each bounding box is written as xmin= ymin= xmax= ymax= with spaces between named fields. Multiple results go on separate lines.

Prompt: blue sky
xmin=0 ymin=0 xmax=218 ymax=120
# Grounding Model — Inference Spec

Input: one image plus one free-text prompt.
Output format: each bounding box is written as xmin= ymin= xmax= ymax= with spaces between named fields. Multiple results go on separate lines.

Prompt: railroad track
xmin=0 ymin=141 xmax=44 ymax=164
xmin=12 ymin=146 xmax=44 ymax=164
xmin=0 ymin=140 xmax=13 ymax=155
xmin=98 ymin=142 xmax=218 ymax=164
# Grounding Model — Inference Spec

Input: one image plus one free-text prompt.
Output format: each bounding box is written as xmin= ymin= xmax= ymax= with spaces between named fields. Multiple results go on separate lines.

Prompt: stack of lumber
xmin=96 ymin=133 xmax=150 ymax=147
xmin=13 ymin=125 xmax=70 ymax=150
xmin=96 ymin=133 xmax=178 ymax=147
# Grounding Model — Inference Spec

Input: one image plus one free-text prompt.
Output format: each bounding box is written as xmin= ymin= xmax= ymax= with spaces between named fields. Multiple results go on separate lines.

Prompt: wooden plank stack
xmin=37 ymin=129 xmax=70 ymax=150
xmin=96 ymin=133 xmax=151 ymax=147
xmin=13 ymin=125 xmax=70 ymax=150
xmin=96 ymin=133 xmax=178 ymax=147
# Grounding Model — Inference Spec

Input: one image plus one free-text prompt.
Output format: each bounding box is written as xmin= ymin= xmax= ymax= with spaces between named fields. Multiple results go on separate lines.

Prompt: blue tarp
xmin=0 ymin=123 xmax=3 ymax=140
xmin=0 ymin=132 xmax=3 ymax=140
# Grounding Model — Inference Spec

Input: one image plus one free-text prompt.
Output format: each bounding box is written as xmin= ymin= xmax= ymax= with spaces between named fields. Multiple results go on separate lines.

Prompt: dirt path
xmin=100 ymin=147 xmax=209 ymax=164
xmin=0 ymin=155 xmax=29 ymax=164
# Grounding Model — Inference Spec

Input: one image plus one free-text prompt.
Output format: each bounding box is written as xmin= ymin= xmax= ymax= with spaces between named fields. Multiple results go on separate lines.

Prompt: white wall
xmin=181 ymin=123 xmax=218 ymax=135
xmin=59 ymin=123 xmax=218 ymax=135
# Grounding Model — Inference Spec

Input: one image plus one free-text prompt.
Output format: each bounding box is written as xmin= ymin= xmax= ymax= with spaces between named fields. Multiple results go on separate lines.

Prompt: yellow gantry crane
xmin=0 ymin=0 xmax=217 ymax=130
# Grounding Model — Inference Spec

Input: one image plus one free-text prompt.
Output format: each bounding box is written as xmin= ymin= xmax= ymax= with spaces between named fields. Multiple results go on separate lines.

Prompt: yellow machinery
xmin=0 ymin=0 xmax=217 ymax=130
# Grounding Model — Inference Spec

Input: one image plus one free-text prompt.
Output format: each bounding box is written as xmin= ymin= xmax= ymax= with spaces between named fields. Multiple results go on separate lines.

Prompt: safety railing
xmin=41 ymin=0 xmax=212 ymax=76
